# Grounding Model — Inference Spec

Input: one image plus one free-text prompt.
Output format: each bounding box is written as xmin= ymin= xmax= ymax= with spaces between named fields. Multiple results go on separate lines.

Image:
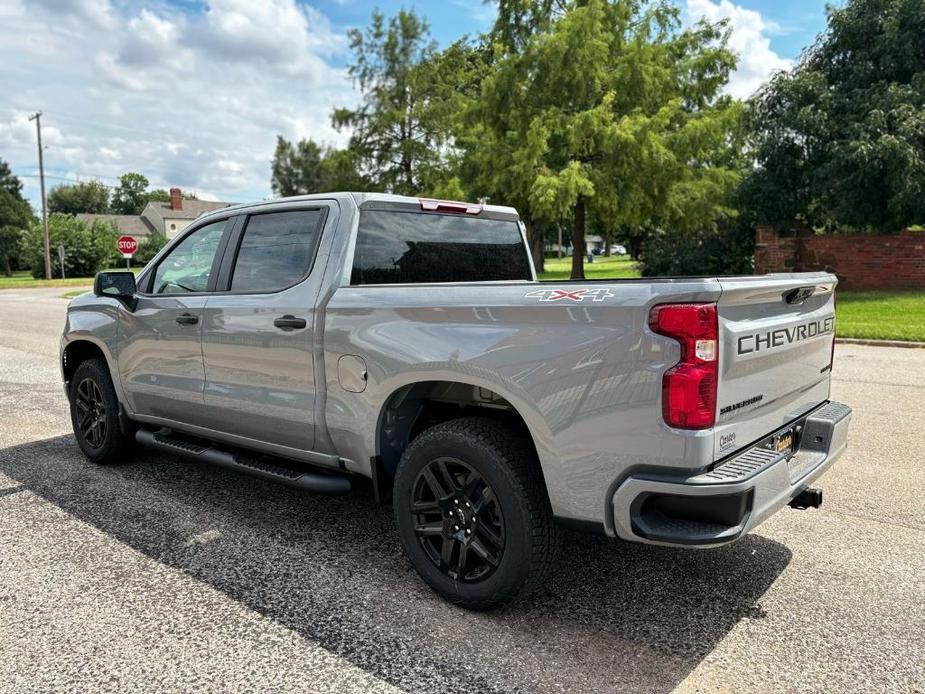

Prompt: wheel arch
xmin=63 ymin=336 xmax=137 ymax=440
xmin=61 ymin=337 xmax=125 ymax=405
xmin=62 ymin=338 xmax=111 ymax=384
xmin=373 ymin=378 xmax=553 ymax=504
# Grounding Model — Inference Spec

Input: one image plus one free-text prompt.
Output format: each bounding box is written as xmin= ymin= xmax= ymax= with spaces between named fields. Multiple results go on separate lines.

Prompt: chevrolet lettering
xmin=737 ymin=316 xmax=836 ymax=355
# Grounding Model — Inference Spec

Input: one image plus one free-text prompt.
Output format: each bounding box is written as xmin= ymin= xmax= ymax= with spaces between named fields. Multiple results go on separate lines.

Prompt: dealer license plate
xmin=771 ymin=429 xmax=794 ymax=456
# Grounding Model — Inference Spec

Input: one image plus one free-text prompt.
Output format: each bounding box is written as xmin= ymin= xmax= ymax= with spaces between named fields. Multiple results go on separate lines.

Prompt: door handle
xmin=274 ymin=315 xmax=307 ymax=330
xmin=175 ymin=313 xmax=199 ymax=325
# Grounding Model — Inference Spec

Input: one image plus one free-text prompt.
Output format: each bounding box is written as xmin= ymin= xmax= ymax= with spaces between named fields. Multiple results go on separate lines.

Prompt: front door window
xmin=152 ymin=220 xmax=226 ymax=294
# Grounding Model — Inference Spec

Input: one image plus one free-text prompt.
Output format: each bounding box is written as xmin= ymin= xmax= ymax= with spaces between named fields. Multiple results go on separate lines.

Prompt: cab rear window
xmin=350 ymin=210 xmax=531 ymax=285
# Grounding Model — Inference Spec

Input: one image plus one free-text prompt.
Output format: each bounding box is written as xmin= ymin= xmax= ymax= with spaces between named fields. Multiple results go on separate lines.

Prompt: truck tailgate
xmin=714 ymin=273 xmax=837 ymax=460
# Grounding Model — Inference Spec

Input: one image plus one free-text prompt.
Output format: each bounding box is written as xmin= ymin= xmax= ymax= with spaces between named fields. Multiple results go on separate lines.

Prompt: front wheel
xmin=68 ymin=358 xmax=133 ymax=465
xmin=393 ymin=418 xmax=558 ymax=610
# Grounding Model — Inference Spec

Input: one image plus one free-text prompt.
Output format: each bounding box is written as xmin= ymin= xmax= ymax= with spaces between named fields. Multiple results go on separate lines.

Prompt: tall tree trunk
xmin=570 ymin=196 xmax=586 ymax=280
xmin=603 ymin=237 xmax=612 ymax=257
xmin=526 ymin=218 xmax=545 ymax=273
xmin=400 ymin=115 xmax=414 ymax=194
xmin=403 ymin=154 xmax=413 ymax=193
xmin=3 ymin=255 xmax=10 ymax=277
xmin=629 ymin=237 xmax=642 ymax=261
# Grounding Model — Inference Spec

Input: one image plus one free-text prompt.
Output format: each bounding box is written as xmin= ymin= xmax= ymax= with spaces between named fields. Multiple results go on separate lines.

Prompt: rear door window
xmin=229 ymin=209 xmax=325 ymax=293
xmin=350 ymin=210 xmax=531 ymax=285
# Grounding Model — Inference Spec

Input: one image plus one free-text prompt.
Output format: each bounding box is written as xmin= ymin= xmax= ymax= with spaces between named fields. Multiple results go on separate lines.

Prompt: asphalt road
xmin=0 ymin=287 xmax=922 ymax=693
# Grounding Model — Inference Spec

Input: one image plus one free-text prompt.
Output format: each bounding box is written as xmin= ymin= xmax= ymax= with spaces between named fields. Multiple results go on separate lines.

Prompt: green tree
xmin=332 ymin=9 xmax=459 ymax=195
xmin=744 ymin=0 xmax=925 ymax=232
xmin=465 ymin=0 xmax=742 ymax=278
xmin=0 ymin=224 xmax=23 ymax=276
xmin=491 ymin=0 xmax=565 ymax=52
xmin=317 ymin=147 xmax=371 ymax=192
xmin=639 ymin=220 xmax=754 ymax=276
xmin=20 ymin=213 xmax=118 ymax=279
xmin=147 ymin=188 xmax=198 ymax=204
xmin=0 ymin=158 xmax=24 ymax=199
xmin=271 ymin=136 xmax=371 ymax=195
xmin=47 ymin=180 xmax=110 ymax=215
xmin=271 ymin=137 xmax=325 ymax=196
xmin=458 ymin=4 xmax=554 ymax=269
xmin=0 ymin=161 xmax=31 ymax=276
xmin=0 ymin=189 xmax=32 ymax=276
xmin=110 ymin=172 xmax=150 ymax=215
xmin=615 ymin=225 xmax=652 ymax=261
xmin=146 ymin=189 xmax=171 ymax=204
xmin=134 ymin=231 xmax=168 ymax=265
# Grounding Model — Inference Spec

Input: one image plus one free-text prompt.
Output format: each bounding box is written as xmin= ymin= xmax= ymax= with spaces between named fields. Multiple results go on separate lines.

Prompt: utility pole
xmin=29 ymin=112 xmax=52 ymax=280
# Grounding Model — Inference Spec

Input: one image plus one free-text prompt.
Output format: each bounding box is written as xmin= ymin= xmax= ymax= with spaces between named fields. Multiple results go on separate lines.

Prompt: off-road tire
xmin=68 ymin=358 xmax=133 ymax=465
xmin=393 ymin=417 xmax=559 ymax=610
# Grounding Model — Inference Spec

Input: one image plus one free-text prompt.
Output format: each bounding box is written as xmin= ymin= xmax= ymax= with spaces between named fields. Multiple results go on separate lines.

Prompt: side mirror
xmin=94 ymin=271 xmax=137 ymax=305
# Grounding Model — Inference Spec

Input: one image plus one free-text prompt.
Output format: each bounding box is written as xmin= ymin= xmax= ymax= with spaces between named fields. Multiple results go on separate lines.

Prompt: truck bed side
xmin=322 ymin=280 xmax=721 ymax=524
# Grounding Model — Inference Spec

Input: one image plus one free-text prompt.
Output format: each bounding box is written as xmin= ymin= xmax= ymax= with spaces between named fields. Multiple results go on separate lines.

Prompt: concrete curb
xmin=836 ymin=337 xmax=925 ymax=349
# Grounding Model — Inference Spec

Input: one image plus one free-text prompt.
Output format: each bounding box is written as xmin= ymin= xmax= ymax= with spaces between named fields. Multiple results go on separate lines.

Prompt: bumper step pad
xmin=612 ymin=400 xmax=852 ymax=546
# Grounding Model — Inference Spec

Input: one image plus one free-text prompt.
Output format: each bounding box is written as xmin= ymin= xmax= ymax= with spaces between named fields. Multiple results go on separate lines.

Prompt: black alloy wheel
xmin=74 ymin=377 xmax=108 ymax=449
xmin=394 ymin=417 xmax=559 ymax=610
xmin=411 ymin=457 xmax=505 ymax=583
xmin=68 ymin=357 xmax=133 ymax=465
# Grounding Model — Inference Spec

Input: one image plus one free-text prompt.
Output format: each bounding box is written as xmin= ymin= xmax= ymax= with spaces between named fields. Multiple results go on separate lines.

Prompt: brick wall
xmin=754 ymin=225 xmax=925 ymax=290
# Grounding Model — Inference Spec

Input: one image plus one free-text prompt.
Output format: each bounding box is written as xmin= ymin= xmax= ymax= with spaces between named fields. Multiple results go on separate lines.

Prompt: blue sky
xmin=0 ymin=0 xmax=832 ymax=212
xmin=323 ymin=0 xmax=828 ymax=58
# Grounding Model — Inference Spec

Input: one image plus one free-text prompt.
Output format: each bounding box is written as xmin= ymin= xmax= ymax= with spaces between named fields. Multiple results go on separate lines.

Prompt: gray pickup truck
xmin=62 ymin=192 xmax=852 ymax=609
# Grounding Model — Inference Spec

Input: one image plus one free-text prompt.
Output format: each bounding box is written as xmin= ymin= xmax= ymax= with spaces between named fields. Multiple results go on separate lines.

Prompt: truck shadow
xmin=1 ymin=435 xmax=792 ymax=694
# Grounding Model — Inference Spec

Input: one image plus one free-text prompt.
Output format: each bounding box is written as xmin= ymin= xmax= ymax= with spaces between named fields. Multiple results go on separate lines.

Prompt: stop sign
xmin=117 ymin=235 xmax=138 ymax=256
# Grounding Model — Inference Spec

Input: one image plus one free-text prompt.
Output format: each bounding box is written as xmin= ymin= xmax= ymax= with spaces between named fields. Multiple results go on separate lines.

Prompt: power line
xmin=6 ymin=112 xmax=250 ymax=205
xmin=19 ymin=173 xmax=120 ymax=189
xmin=0 ymin=107 xmax=229 ymax=143
xmin=17 ymin=162 xmax=189 ymax=191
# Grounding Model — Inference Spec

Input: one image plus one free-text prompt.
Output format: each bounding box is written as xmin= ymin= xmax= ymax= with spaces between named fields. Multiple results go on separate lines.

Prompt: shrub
xmin=134 ymin=231 xmax=168 ymax=266
xmin=639 ymin=222 xmax=754 ymax=277
xmin=21 ymin=213 xmax=118 ymax=278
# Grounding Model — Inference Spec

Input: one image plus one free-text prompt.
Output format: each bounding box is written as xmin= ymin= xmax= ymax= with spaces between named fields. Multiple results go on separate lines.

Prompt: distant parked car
xmin=591 ymin=248 xmax=602 ymax=256
xmin=610 ymin=244 xmax=627 ymax=255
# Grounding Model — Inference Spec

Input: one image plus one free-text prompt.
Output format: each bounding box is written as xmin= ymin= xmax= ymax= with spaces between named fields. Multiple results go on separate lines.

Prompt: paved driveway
xmin=0 ymin=288 xmax=922 ymax=693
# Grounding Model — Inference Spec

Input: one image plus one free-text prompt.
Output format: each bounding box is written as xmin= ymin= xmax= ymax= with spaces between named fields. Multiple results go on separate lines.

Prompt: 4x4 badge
xmin=526 ymin=288 xmax=615 ymax=303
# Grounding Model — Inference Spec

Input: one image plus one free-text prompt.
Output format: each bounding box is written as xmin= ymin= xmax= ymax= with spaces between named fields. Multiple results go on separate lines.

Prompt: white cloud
xmin=31 ymin=0 xmax=117 ymax=29
xmin=192 ymin=0 xmax=341 ymax=75
xmin=685 ymin=0 xmax=792 ymax=99
xmin=0 ymin=0 xmax=357 ymax=209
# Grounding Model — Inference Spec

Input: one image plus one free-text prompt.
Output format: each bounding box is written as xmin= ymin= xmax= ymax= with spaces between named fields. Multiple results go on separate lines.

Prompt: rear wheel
xmin=68 ymin=358 xmax=133 ymax=465
xmin=393 ymin=418 xmax=558 ymax=610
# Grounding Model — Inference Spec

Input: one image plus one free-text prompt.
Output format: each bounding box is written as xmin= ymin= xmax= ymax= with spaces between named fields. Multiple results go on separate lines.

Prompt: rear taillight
xmin=648 ymin=303 xmax=719 ymax=430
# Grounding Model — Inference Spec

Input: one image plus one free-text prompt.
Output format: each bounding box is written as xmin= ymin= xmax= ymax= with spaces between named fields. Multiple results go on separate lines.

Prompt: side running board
xmin=135 ymin=428 xmax=351 ymax=495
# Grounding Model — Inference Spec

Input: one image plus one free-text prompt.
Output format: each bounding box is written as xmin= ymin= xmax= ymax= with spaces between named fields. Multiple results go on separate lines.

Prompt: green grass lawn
xmin=538 ymin=255 xmax=641 ymax=280
xmin=836 ymin=291 xmax=925 ymax=342
xmin=0 ymin=268 xmax=138 ymax=290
